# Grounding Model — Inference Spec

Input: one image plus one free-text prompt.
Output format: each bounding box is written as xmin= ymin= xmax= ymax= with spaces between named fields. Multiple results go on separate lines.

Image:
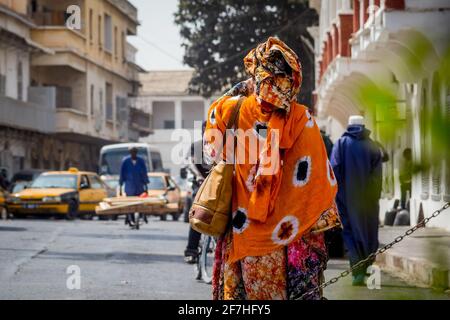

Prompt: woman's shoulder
xmin=213 ymin=95 xmax=253 ymax=125
xmin=290 ymin=102 xmax=309 ymax=115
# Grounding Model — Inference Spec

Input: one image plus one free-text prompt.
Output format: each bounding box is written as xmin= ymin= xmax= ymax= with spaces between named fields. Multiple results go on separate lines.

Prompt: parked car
xmin=8 ymin=169 xmax=44 ymax=193
xmin=7 ymin=168 xmax=108 ymax=220
xmin=0 ymin=187 xmax=7 ymax=219
xmin=147 ymin=172 xmax=183 ymax=221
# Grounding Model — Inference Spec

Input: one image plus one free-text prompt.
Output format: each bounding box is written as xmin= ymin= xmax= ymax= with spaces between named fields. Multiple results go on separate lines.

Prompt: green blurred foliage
xmin=356 ymin=37 xmax=450 ymax=174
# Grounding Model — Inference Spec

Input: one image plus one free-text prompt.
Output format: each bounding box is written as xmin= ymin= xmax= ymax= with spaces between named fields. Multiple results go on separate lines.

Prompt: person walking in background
xmin=330 ymin=115 xmax=382 ymax=286
xmin=399 ymin=148 xmax=412 ymax=209
xmin=119 ymin=147 xmax=149 ymax=226
xmin=320 ymin=128 xmax=334 ymax=158
xmin=184 ymin=121 xmax=212 ymax=263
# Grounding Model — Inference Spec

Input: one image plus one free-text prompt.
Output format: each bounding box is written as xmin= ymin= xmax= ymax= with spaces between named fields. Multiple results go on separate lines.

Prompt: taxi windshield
xmin=31 ymin=174 xmax=77 ymax=189
xmin=148 ymin=176 xmax=166 ymax=190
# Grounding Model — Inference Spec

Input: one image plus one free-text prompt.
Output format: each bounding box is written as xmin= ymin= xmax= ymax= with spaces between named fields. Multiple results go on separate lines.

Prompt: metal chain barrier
xmin=295 ymin=202 xmax=450 ymax=300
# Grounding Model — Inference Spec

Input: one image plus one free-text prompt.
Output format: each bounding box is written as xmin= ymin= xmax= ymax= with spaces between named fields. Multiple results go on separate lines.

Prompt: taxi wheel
xmin=66 ymin=200 xmax=78 ymax=220
xmin=171 ymin=213 xmax=181 ymax=221
xmin=1 ymin=207 xmax=7 ymax=220
xmin=160 ymin=215 xmax=167 ymax=221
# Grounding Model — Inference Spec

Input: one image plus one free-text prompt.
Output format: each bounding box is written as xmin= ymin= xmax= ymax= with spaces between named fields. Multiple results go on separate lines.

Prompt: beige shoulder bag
xmin=189 ymin=97 xmax=244 ymax=237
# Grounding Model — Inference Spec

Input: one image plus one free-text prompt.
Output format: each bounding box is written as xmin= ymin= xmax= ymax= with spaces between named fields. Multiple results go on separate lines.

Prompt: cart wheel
xmin=1 ymin=207 xmax=7 ymax=220
xmin=134 ymin=212 xmax=140 ymax=230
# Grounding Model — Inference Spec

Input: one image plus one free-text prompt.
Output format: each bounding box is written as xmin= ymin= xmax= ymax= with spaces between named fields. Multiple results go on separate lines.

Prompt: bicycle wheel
xmin=134 ymin=212 xmax=140 ymax=230
xmin=200 ymin=236 xmax=216 ymax=284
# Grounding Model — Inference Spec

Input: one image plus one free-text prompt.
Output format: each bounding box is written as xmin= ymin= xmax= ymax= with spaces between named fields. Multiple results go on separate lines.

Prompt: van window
xmin=150 ymin=151 xmax=163 ymax=171
xmin=100 ymin=147 xmax=149 ymax=175
xmin=88 ymin=175 xmax=104 ymax=189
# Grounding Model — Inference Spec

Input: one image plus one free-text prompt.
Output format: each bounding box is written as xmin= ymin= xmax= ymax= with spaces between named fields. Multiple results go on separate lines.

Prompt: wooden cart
xmin=95 ymin=196 xmax=169 ymax=216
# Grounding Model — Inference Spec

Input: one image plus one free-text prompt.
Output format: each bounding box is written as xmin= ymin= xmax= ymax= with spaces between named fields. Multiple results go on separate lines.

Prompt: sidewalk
xmin=376 ymin=226 xmax=450 ymax=290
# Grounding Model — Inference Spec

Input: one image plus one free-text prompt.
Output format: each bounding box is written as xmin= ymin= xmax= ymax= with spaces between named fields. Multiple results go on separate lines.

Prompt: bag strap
xmin=220 ymin=96 xmax=244 ymax=160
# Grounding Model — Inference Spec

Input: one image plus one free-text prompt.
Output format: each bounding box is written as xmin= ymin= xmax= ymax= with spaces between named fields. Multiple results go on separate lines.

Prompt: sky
xmin=128 ymin=0 xmax=189 ymax=71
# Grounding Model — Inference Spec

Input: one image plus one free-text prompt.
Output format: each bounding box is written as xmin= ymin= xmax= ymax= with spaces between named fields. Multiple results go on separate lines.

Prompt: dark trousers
xmin=185 ymin=181 xmax=202 ymax=256
xmin=185 ymin=227 xmax=202 ymax=256
xmin=400 ymin=182 xmax=411 ymax=209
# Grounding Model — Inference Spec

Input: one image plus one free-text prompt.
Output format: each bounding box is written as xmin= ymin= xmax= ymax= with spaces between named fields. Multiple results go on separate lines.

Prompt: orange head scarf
xmin=243 ymin=37 xmax=302 ymax=112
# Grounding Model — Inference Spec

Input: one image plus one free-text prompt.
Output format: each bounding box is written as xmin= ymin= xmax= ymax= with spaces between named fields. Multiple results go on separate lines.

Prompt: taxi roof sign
xmin=68 ymin=167 xmax=79 ymax=173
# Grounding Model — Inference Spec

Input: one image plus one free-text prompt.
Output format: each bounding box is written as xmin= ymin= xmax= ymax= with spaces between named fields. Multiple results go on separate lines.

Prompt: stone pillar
xmin=339 ymin=13 xmax=353 ymax=57
xmin=384 ymin=0 xmax=404 ymax=10
xmin=353 ymin=0 xmax=360 ymax=33
xmin=175 ymin=99 xmax=182 ymax=129
xmin=203 ymin=98 xmax=210 ymax=120
xmin=363 ymin=0 xmax=370 ymax=24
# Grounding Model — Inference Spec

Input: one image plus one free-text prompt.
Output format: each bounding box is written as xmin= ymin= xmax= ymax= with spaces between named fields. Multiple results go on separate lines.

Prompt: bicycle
xmin=195 ymin=235 xmax=217 ymax=284
xmin=126 ymin=212 xmax=148 ymax=230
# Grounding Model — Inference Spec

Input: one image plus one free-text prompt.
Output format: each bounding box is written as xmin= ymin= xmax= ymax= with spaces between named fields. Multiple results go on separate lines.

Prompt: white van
xmin=99 ymin=143 xmax=164 ymax=190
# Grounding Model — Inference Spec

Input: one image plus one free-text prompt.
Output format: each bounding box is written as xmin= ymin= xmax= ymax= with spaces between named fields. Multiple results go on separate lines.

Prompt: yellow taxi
xmin=147 ymin=172 xmax=184 ymax=221
xmin=7 ymin=168 xmax=108 ymax=220
xmin=0 ymin=187 xmax=7 ymax=219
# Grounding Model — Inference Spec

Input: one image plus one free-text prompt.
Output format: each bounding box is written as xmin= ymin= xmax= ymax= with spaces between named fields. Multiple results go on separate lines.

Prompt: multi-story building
xmin=0 ymin=0 xmax=56 ymax=175
xmin=310 ymin=0 xmax=450 ymax=230
xmin=0 ymin=0 xmax=149 ymax=175
xmin=135 ymin=70 xmax=212 ymax=176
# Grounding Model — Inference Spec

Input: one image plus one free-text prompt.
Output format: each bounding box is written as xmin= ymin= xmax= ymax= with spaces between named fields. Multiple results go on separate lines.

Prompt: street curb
xmin=376 ymin=251 xmax=449 ymax=290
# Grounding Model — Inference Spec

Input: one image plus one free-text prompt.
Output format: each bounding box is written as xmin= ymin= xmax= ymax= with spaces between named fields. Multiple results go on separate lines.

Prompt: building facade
xmin=0 ymin=0 xmax=149 ymax=177
xmin=310 ymin=0 xmax=450 ymax=230
xmin=135 ymin=70 xmax=211 ymax=176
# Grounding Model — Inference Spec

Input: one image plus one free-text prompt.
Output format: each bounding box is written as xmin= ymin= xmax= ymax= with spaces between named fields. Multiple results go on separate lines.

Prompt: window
xmin=168 ymin=177 xmax=177 ymax=189
xmin=88 ymin=175 xmax=103 ymax=189
xmin=90 ymin=85 xmax=95 ymax=116
xmin=32 ymin=175 xmax=77 ymax=189
xmin=106 ymin=83 xmax=113 ymax=120
xmin=104 ymin=14 xmax=112 ymax=52
xmin=121 ymin=31 xmax=126 ymax=63
xmin=114 ymin=26 xmax=118 ymax=59
xmin=89 ymin=9 xmax=93 ymax=42
xmin=80 ymin=175 xmax=90 ymax=189
xmin=150 ymin=151 xmax=163 ymax=171
xmin=98 ymin=15 xmax=102 ymax=48
xmin=0 ymin=73 xmax=5 ymax=96
xmin=17 ymin=61 xmax=23 ymax=101
xmin=164 ymin=120 xmax=175 ymax=129
xmin=148 ymin=176 xmax=166 ymax=190
xmin=99 ymin=89 xmax=103 ymax=119
xmin=116 ymin=96 xmax=126 ymax=121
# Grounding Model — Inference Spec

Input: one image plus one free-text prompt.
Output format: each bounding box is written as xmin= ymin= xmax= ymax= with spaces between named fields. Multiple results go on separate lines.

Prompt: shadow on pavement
xmin=0 ymin=226 xmax=27 ymax=232
xmin=66 ymin=232 xmax=187 ymax=242
xmin=37 ymin=250 xmax=184 ymax=264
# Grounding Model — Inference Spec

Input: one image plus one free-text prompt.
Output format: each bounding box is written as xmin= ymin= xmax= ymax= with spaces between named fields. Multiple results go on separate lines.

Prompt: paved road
xmin=0 ymin=217 xmax=448 ymax=300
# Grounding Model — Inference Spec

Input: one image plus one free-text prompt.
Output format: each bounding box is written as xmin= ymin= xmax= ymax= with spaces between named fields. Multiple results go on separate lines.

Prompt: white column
xmin=175 ymin=99 xmax=182 ymax=129
xmin=203 ymin=98 xmax=210 ymax=120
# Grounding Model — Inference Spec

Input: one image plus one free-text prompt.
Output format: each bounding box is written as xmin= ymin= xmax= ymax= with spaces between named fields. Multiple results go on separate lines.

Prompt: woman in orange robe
xmin=204 ymin=37 xmax=341 ymax=300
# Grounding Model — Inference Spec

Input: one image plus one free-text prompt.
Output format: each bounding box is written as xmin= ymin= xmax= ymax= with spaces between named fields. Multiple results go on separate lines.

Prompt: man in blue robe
xmin=119 ymin=147 xmax=149 ymax=226
xmin=330 ymin=115 xmax=383 ymax=285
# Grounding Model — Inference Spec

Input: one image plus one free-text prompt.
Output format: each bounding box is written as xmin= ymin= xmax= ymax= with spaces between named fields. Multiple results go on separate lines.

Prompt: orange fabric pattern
xmin=205 ymin=94 xmax=338 ymax=263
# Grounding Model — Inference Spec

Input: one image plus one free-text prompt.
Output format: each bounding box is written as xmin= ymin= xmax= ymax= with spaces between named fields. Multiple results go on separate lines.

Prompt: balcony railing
xmin=31 ymin=11 xmax=68 ymax=26
xmin=31 ymin=27 xmax=86 ymax=53
xmin=55 ymin=86 xmax=73 ymax=109
xmin=0 ymin=86 xmax=56 ymax=133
